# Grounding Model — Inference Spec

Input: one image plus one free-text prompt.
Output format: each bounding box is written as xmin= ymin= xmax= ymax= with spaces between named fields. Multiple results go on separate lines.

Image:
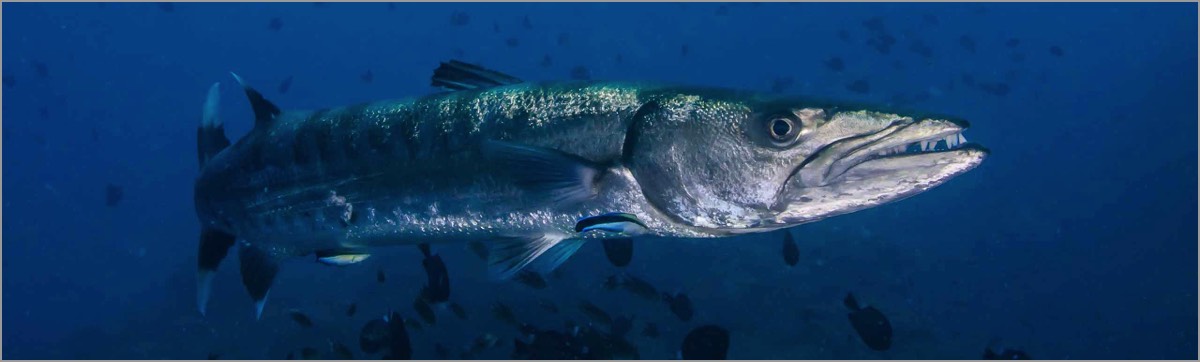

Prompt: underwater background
xmin=2 ymin=2 xmax=1196 ymax=359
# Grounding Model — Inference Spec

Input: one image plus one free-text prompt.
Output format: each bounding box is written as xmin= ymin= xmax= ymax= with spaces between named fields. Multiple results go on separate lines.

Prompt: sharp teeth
xmin=959 ymin=134 xmax=967 ymax=144
xmin=944 ymin=135 xmax=956 ymax=147
xmin=923 ymin=141 xmax=933 ymax=151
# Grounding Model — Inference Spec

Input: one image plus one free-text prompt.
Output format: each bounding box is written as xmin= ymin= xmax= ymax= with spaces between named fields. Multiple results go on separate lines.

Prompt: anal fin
xmin=239 ymin=242 xmax=281 ymax=319
xmin=487 ymin=232 xmax=585 ymax=280
xmin=197 ymin=228 xmax=236 ymax=316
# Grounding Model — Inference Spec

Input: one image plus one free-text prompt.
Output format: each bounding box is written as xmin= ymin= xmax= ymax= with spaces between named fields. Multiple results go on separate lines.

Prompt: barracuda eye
xmin=769 ymin=118 xmax=795 ymax=141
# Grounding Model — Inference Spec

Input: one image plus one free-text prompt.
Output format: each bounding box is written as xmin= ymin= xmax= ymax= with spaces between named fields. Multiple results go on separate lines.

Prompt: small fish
xmin=329 ymin=340 xmax=353 ymax=359
xmin=578 ymin=212 xmax=652 ymax=234
xmin=1010 ymin=52 xmax=1026 ymax=63
xmin=642 ymin=322 xmax=659 ymax=338
xmin=288 ymin=309 xmax=314 ymax=327
xmin=514 ymin=270 xmax=548 ymax=289
xmin=492 ymin=302 xmax=519 ymax=326
xmin=377 ymin=269 xmax=386 ymax=283
xmin=449 ymin=302 xmax=468 ymax=320
xmin=959 ymin=35 xmax=977 ymax=53
xmin=360 ymin=70 xmax=374 ymax=84
xmin=908 ymin=40 xmax=933 ymax=58
xmin=781 ymin=230 xmax=799 ymax=266
xmin=492 ymin=22 xmax=501 ymax=33
xmin=556 ymin=33 xmax=570 ymax=46
xmin=984 ymin=347 xmax=1032 ymax=360
xmin=277 ymin=76 xmax=293 ymax=94
xmin=346 ymin=303 xmax=357 ymax=317
xmin=538 ymin=299 xmax=559 ymax=313
xmin=540 ymin=54 xmax=553 ymax=68
xmin=522 ymin=15 xmax=533 ymax=29
xmin=614 ymin=53 xmax=623 ymax=64
xmin=569 ymin=66 xmax=591 ymax=80
xmin=681 ymin=44 xmax=690 ymax=57
xmin=413 ymin=297 xmax=437 ymax=325
xmin=384 ymin=312 xmax=413 ymax=359
xmin=621 ymin=274 xmax=660 ymax=301
xmin=450 ymin=11 xmax=470 ymax=26
xmin=961 ymin=73 xmax=976 ymax=86
xmin=31 ymin=61 xmax=48 ymax=79
xmin=267 ymin=17 xmax=283 ymax=31
xmin=824 ymin=57 xmax=845 ymax=72
xmin=419 ymin=245 xmax=451 ymax=303
xmin=844 ymin=292 xmax=892 ymax=351
xmin=505 ymin=37 xmax=520 ymax=48
xmin=578 ymin=300 xmax=613 ymax=327
xmin=315 ymin=250 xmax=371 ymax=266
xmin=601 ymin=238 xmax=633 ymax=267
xmin=922 ymin=14 xmax=939 ymax=25
xmin=715 ymin=5 xmax=729 ymax=15
xmin=663 ymin=292 xmax=694 ymax=322
xmin=1049 ymin=45 xmax=1064 ymax=57
xmin=105 ymin=184 xmax=124 ymax=207
xmin=2 ymin=75 xmax=14 ymax=88
xmin=156 ymin=2 xmax=174 ymax=13
xmin=837 ymin=29 xmax=850 ymax=42
xmin=846 ymin=80 xmax=870 ymax=94
xmin=1005 ymin=38 xmax=1020 ymax=48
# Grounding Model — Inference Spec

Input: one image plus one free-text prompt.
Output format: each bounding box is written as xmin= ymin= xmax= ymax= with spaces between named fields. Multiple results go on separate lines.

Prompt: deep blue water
xmin=3 ymin=2 xmax=1196 ymax=360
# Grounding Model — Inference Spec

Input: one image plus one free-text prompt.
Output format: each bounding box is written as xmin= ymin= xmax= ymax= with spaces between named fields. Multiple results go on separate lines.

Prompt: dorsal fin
xmin=230 ymin=72 xmax=281 ymax=128
xmin=431 ymin=60 xmax=523 ymax=91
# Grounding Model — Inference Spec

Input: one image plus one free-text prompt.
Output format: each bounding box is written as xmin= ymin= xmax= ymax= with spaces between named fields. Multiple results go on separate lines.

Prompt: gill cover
xmin=622 ymin=95 xmax=810 ymax=231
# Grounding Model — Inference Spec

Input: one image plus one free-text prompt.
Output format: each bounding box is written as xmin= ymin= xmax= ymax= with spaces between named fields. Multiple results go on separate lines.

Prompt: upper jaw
xmin=826 ymin=118 xmax=972 ymax=181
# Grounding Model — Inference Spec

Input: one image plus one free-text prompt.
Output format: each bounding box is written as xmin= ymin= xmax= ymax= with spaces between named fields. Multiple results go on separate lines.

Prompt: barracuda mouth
xmin=871 ymin=132 xmax=970 ymax=159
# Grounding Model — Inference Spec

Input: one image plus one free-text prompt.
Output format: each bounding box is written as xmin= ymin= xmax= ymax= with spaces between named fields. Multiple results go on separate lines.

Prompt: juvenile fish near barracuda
xmin=193 ymin=60 xmax=988 ymax=318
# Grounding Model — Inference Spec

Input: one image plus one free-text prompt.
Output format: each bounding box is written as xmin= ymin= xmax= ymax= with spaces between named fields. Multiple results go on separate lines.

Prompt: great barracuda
xmin=194 ymin=60 xmax=988 ymax=318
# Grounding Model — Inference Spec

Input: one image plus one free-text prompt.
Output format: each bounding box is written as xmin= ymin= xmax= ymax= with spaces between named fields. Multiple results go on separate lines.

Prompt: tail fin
xmin=197 ymin=83 xmax=230 ymax=167
xmin=196 ymin=82 xmax=236 ymax=317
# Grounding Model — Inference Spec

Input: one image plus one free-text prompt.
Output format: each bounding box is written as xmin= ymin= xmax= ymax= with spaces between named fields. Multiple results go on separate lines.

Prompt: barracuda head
xmin=624 ymin=90 xmax=988 ymax=234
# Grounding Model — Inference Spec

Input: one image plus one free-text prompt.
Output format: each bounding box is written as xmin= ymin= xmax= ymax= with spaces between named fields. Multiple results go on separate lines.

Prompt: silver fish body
xmin=193 ymin=61 xmax=987 ymax=318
